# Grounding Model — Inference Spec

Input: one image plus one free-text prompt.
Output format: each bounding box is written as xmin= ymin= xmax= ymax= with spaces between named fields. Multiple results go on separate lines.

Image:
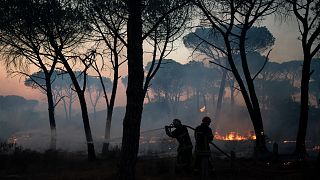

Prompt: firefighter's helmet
xmin=172 ymin=119 xmax=182 ymax=126
xmin=202 ymin=116 xmax=211 ymax=123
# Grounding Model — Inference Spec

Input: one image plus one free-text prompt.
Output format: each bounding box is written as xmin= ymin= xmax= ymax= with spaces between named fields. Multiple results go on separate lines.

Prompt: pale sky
xmin=0 ymin=15 xmax=304 ymax=106
xmin=166 ymin=15 xmax=303 ymax=64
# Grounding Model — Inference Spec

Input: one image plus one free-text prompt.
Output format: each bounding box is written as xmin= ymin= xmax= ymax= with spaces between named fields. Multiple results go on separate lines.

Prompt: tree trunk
xmin=77 ymin=91 xmax=96 ymax=161
xmin=239 ymin=29 xmax=267 ymax=154
xmin=93 ymin=105 xmax=97 ymax=121
xmin=69 ymin=95 xmax=72 ymax=121
xmin=102 ymin=51 xmax=119 ymax=153
xmin=215 ymin=68 xmax=227 ymax=122
xmin=295 ymin=55 xmax=311 ymax=157
xmin=229 ymin=78 xmax=235 ymax=121
xmin=62 ymin=98 xmax=68 ymax=121
xmin=203 ymin=93 xmax=207 ymax=110
xmin=229 ymin=78 xmax=234 ymax=107
xmin=46 ymin=78 xmax=56 ymax=151
xmin=118 ymin=0 xmax=144 ymax=179
xmin=102 ymin=107 xmax=113 ymax=153
xmin=212 ymin=91 xmax=215 ymax=110
xmin=251 ymin=110 xmax=267 ymax=154
xmin=196 ymin=90 xmax=200 ymax=111
xmin=246 ymin=86 xmax=266 ymax=153
xmin=223 ymin=32 xmax=267 ymax=157
xmin=119 ymin=113 xmax=143 ymax=180
xmin=55 ymin=50 xmax=96 ymax=161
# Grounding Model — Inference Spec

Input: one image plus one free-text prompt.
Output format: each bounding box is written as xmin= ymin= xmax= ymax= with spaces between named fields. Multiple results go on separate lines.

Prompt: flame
xmin=214 ymin=131 xmax=256 ymax=141
xmin=226 ymin=132 xmax=246 ymax=141
xmin=200 ymin=106 xmax=206 ymax=113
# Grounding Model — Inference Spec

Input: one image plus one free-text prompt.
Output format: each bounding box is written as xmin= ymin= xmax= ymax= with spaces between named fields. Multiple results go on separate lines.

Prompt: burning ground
xmin=1 ymin=95 xmax=320 ymax=179
xmin=2 ymin=119 xmax=319 ymax=180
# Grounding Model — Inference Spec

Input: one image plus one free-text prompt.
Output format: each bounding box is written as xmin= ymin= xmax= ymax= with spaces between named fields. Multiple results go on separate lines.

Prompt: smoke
xmin=1 ymin=57 xmax=320 ymax=157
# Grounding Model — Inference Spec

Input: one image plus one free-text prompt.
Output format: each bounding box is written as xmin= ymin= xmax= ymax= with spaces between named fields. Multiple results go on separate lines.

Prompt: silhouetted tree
xmin=192 ymin=0 xmax=278 ymax=156
xmin=0 ymin=0 xmax=59 ymax=150
xmin=121 ymin=76 xmax=128 ymax=88
xmin=0 ymin=95 xmax=38 ymax=138
xmin=286 ymin=0 xmax=320 ymax=157
xmin=24 ymin=71 xmax=63 ymax=116
xmin=184 ymin=28 xmax=229 ymax=120
xmin=54 ymin=73 xmax=78 ymax=121
xmin=86 ymin=76 xmax=112 ymax=121
xmin=34 ymin=0 xmax=96 ymax=160
xmin=255 ymin=60 xmax=303 ymax=109
xmin=310 ymin=60 xmax=320 ymax=108
xmin=86 ymin=0 xmax=127 ymax=153
xmin=146 ymin=59 xmax=186 ymax=116
xmin=280 ymin=61 xmax=302 ymax=102
xmin=118 ymin=1 xmax=144 ymax=178
xmin=256 ymin=78 xmax=299 ymax=110
xmin=183 ymin=26 xmax=275 ymax=125
xmin=119 ymin=0 xmax=190 ymax=179
xmin=183 ymin=60 xmax=220 ymax=112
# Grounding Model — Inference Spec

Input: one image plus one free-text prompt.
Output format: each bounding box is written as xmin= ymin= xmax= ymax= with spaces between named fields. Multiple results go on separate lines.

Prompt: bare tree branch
xmin=252 ymin=49 xmax=272 ymax=80
xmin=209 ymin=60 xmax=232 ymax=72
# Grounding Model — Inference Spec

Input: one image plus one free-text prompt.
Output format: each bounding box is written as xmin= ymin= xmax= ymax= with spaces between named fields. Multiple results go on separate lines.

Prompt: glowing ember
xmin=148 ymin=137 xmax=159 ymax=144
xmin=283 ymin=162 xmax=292 ymax=166
xmin=214 ymin=131 xmax=256 ymax=141
xmin=199 ymin=106 xmax=206 ymax=113
xmin=247 ymin=131 xmax=256 ymax=140
xmin=139 ymin=136 xmax=148 ymax=144
xmin=7 ymin=134 xmax=31 ymax=145
xmin=313 ymin=145 xmax=320 ymax=151
xmin=7 ymin=137 xmax=17 ymax=145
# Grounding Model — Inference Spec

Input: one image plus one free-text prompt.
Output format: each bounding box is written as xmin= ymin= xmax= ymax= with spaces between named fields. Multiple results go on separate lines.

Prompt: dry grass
xmin=0 ymin=148 xmax=319 ymax=180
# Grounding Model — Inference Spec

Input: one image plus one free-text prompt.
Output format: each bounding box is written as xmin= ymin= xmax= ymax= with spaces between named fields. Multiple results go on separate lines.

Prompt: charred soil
xmin=0 ymin=149 xmax=319 ymax=180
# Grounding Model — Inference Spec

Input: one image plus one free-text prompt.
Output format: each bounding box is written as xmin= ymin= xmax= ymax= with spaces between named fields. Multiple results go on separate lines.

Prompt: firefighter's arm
xmin=165 ymin=126 xmax=173 ymax=137
xmin=208 ymin=129 xmax=214 ymax=142
xmin=208 ymin=133 xmax=214 ymax=142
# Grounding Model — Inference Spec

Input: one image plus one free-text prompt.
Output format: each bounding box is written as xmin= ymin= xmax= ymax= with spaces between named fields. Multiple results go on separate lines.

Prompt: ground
xmin=0 ymin=149 xmax=319 ymax=180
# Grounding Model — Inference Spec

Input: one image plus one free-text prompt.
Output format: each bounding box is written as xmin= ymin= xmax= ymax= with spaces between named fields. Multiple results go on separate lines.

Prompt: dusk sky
xmin=0 ymin=15 xmax=303 ymax=105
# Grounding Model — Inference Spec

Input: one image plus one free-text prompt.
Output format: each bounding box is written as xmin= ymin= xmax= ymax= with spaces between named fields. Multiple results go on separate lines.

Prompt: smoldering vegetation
xmin=1 ymin=56 xmax=320 ymax=158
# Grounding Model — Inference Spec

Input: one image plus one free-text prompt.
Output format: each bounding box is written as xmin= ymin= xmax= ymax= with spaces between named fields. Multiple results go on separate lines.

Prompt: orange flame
xmin=199 ymin=106 xmax=206 ymax=113
xmin=214 ymin=131 xmax=256 ymax=141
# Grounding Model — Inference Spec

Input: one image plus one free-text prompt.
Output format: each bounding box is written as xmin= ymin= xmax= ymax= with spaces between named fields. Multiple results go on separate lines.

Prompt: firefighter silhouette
xmin=165 ymin=119 xmax=193 ymax=172
xmin=194 ymin=116 xmax=214 ymax=171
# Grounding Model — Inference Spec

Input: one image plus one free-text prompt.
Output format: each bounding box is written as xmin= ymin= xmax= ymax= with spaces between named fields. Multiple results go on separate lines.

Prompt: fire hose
xmin=108 ymin=127 xmax=166 ymax=142
xmin=141 ymin=126 xmax=299 ymax=174
xmin=137 ymin=125 xmax=233 ymax=160
xmin=109 ymin=125 xmax=298 ymax=173
xmin=184 ymin=125 xmax=233 ymax=160
xmin=109 ymin=125 xmax=232 ymax=160
xmin=166 ymin=124 xmax=233 ymax=160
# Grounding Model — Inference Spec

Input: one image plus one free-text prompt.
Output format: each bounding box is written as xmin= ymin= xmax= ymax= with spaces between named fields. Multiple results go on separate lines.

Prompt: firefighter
xmin=165 ymin=119 xmax=193 ymax=173
xmin=194 ymin=116 xmax=214 ymax=171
